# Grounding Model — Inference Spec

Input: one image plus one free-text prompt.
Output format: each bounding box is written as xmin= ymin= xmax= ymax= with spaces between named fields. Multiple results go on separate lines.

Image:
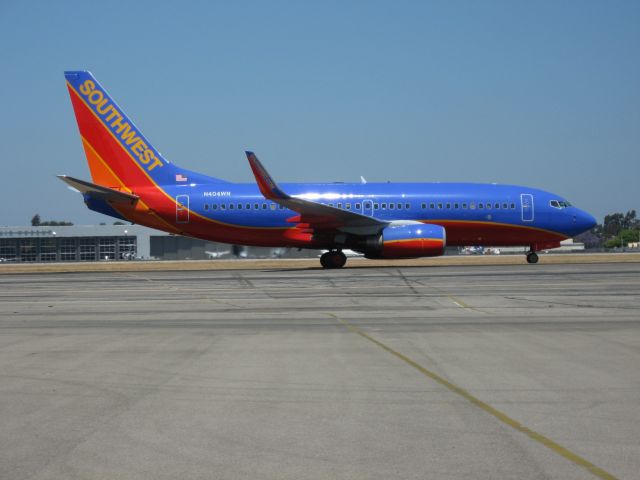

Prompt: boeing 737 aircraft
xmin=60 ymin=71 xmax=596 ymax=268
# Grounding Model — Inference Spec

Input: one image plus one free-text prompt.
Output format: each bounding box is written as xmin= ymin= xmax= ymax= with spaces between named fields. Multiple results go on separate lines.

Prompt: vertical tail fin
xmin=64 ymin=71 xmax=227 ymax=191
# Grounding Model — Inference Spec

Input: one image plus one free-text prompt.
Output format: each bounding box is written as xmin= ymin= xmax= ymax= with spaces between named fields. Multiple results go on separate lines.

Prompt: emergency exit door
xmin=176 ymin=195 xmax=189 ymax=224
xmin=521 ymin=194 xmax=534 ymax=222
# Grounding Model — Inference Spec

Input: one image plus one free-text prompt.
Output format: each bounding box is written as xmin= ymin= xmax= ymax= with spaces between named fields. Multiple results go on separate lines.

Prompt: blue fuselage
xmin=135 ymin=180 xmax=595 ymax=248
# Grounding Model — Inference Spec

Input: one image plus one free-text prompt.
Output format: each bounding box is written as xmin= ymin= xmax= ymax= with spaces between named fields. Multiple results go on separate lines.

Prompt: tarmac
xmin=1 ymin=259 xmax=639 ymax=479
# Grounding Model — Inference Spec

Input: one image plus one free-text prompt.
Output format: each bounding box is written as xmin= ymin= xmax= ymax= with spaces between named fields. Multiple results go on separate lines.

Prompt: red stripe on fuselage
xmin=431 ymin=220 xmax=566 ymax=246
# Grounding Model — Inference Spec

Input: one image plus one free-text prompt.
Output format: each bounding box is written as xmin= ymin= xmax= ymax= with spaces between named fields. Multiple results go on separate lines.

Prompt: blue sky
xmin=0 ymin=0 xmax=638 ymax=225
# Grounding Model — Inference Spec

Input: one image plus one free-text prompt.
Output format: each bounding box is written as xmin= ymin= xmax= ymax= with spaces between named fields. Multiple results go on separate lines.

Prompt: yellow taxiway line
xmin=328 ymin=312 xmax=618 ymax=480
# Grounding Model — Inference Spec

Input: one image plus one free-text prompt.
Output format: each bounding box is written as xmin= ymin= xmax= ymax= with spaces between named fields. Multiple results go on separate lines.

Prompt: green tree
xmin=602 ymin=213 xmax=624 ymax=236
xmin=623 ymin=210 xmax=637 ymax=229
xmin=30 ymin=214 xmax=73 ymax=226
xmin=594 ymin=210 xmax=638 ymax=238
xmin=604 ymin=229 xmax=640 ymax=249
xmin=39 ymin=220 xmax=73 ymax=226
xmin=574 ymin=230 xmax=602 ymax=249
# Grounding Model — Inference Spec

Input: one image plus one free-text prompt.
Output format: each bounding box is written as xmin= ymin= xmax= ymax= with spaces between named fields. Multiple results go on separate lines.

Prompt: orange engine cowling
xmin=366 ymin=224 xmax=446 ymax=259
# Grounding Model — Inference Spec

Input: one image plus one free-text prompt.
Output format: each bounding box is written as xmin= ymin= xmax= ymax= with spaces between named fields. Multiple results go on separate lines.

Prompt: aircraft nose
xmin=586 ymin=212 xmax=597 ymax=230
xmin=572 ymin=210 xmax=597 ymax=234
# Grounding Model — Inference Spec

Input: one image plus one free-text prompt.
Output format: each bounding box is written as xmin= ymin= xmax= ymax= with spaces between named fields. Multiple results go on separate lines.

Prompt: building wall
xmin=0 ymin=225 xmax=319 ymax=263
xmin=150 ymin=236 xmax=220 ymax=260
xmin=0 ymin=225 xmax=160 ymax=262
xmin=0 ymin=236 xmax=138 ymax=262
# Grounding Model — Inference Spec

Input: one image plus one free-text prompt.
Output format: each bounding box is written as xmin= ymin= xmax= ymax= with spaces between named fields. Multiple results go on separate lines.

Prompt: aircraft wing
xmin=58 ymin=175 xmax=139 ymax=205
xmin=245 ymin=152 xmax=388 ymax=234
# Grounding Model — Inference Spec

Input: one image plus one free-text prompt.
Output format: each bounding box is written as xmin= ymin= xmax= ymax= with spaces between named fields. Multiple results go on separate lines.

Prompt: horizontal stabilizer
xmin=57 ymin=175 xmax=139 ymax=205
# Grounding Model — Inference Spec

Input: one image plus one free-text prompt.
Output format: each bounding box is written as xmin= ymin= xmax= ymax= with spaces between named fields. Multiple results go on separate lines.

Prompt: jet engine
xmin=362 ymin=223 xmax=446 ymax=259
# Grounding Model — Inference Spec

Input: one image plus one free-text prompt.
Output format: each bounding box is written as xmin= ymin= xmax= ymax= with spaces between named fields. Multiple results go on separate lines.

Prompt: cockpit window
xmin=550 ymin=200 xmax=572 ymax=209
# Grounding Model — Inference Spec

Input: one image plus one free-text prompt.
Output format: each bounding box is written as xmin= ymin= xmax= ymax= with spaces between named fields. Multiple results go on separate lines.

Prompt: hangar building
xmin=0 ymin=225 xmax=277 ymax=262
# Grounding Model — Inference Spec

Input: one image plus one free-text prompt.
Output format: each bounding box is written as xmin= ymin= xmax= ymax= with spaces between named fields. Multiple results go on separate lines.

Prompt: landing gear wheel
xmin=526 ymin=252 xmax=539 ymax=264
xmin=320 ymin=250 xmax=347 ymax=269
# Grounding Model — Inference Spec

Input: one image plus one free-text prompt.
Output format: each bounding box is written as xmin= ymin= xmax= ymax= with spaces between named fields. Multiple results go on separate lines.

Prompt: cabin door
xmin=521 ymin=194 xmax=534 ymax=222
xmin=176 ymin=195 xmax=190 ymax=224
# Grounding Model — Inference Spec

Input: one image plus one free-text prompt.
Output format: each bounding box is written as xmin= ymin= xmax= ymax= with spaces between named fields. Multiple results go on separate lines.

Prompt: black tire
xmin=331 ymin=251 xmax=347 ymax=269
xmin=526 ymin=252 xmax=539 ymax=264
xmin=320 ymin=251 xmax=347 ymax=269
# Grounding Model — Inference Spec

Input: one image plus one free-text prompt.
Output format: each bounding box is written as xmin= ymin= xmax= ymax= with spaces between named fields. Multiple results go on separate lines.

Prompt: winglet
xmin=245 ymin=151 xmax=289 ymax=200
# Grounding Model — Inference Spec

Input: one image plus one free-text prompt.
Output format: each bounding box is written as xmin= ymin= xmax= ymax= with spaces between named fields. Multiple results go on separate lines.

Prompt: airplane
xmin=59 ymin=71 xmax=597 ymax=269
xmin=204 ymin=249 xmax=231 ymax=259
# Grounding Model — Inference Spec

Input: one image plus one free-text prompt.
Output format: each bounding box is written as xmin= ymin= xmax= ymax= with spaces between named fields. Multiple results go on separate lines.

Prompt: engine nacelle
xmin=366 ymin=223 xmax=446 ymax=259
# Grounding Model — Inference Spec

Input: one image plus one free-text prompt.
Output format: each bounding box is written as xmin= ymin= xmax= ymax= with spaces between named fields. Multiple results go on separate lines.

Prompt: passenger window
xmin=438 ymin=203 xmax=443 ymax=209
xmin=430 ymin=203 xmax=435 ymax=209
xmin=486 ymin=203 xmax=491 ymax=210
xmin=355 ymin=203 xmax=361 ymax=209
xmin=381 ymin=203 xmax=387 ymax=209
xmin=337 ymin=203 xmax=343 ymax=209
xmin=374 ymin=203 xmax=379 ymax=210
xmin=262 ymin=204 xmax=267 ymax=210
xmin=204 ymin=204 xmax=209 ymax=211
xmin=246 ymin=204 xmax=251 ymax=210
xmin=494 ymin=203 xmax=499 ymax=209
xmin=446 ymin=203 xmax=451 ymax=209
xmin=405 ymin=203 xmax=410 ymax=209
xmin=397 ymin=203 xmax=402 ymax=209
xmin=389 ymin=203 xmax=395 ymax=210
xmin=212 ymin=204 xmax=218 ymax=210
xmin=510 ymin=203 xmax=516 ymax=209
xmin=470 ymin=202 xmax=476 ymax=210
xmin=421 ymin=203 xmax=426 ymax=209
xmin=454 ymin=203 xmax=459 ymax=209
xmin=478 ymin=203 xmax=483 ymax=209
xmin=503 ymin=203 xmax=508 ymax=209
xmin=462 ymin=203 xmax=467 ymax=209
xmin=346 ymin=203 xmax=351 ymax=210
xmin=229 ymin=204 xmax=234 ymax=210
xmin=270 ymin=204 xmax=276 ymax=210
xmin=237 ymin=204 xmax=242 ymax=210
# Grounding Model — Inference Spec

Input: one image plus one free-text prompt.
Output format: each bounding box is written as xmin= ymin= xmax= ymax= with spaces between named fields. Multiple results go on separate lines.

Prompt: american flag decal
xmin=176 ymin=174 xmax=187 ymax=182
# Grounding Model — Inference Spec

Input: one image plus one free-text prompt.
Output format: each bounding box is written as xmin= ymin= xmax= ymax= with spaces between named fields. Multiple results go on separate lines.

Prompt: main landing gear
xmin=320 ymin=250 xmax=347 ymax=269
xmin=526 ymin=251 xmax=539 ymax=264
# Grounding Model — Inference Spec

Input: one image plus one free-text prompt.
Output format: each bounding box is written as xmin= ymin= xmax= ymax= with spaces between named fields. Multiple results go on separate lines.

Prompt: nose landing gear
xmin=320 ymin=250 xmax=347 ymax=269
